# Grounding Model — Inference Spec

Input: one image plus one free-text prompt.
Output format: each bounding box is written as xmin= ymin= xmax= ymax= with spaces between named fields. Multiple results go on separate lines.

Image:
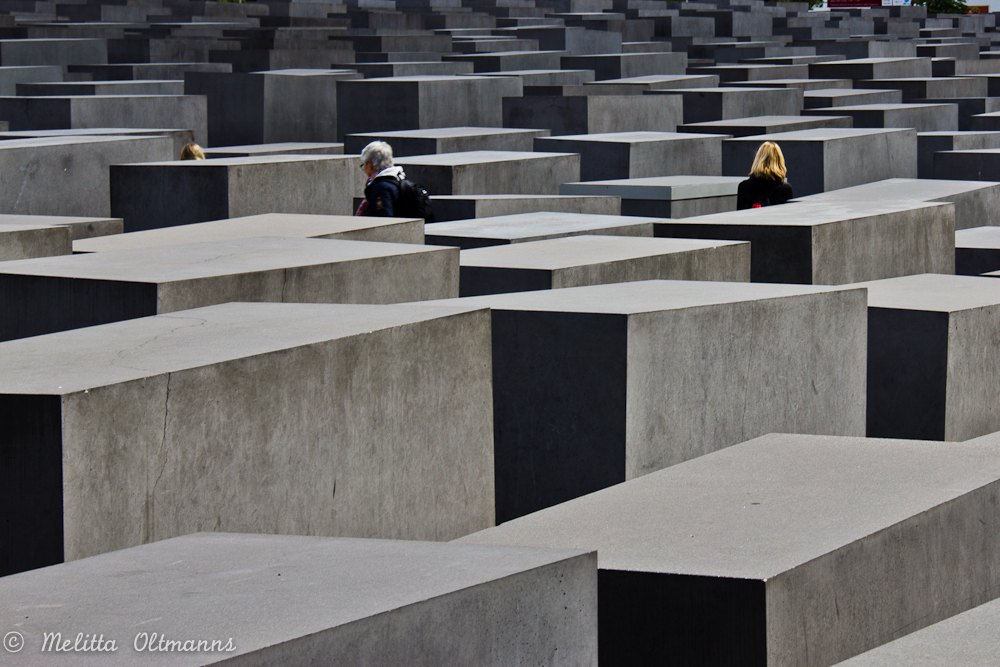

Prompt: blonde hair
xmin=750 ymin=141 xmax=786 ymax=181
xmin=180 ymin=142 xmax=205 ymax=160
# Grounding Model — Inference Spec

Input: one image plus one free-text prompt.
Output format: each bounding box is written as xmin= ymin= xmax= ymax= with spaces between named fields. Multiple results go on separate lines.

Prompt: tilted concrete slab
xmin=0 ymin=213 xmax=121 ymax=241
xmin=458 ymin=433 xmax=1000 ymax=667
xmin=200 ymin=142 xmax=345 ymax=158
xmin=803 ymin=87 xmax=903 ymax=109
xmin=0 ymin=127 xmax=196 ymax=157
xmin=677 ymin=114 xmax=852 ymax=137
xmin=459 ymin=235 xmax=750 ymax=295
xmin=917 ymin=131 xmax=1000 ymax=178
xmin=0 ymin=237 xmax=457 ymax=341
xmin=0 ymin=533 xmax=597 ymax=666
xmin=425 ymin=211 xmax=658 ymax=249
xmin=393 ymin=150 xmax=580 ymax=195
xmin=440 ymin=281 xmax=865 ymax=521
xmin=934 ymin=148 xmax=1000 ymax=183
xmin=808 ymin=57 xmax=934 ymax=81
xmin=502 ymin=93 xmax=683 ymax=135
xmin=854 ymin=273 xmax=1000 ymax=441
xmin=343 ymin=126 xmax=550 ymax=155
xmin=956 ymin=226 xmax=1000 ymax=275
xmin=0 ymin=301 xmax=494 ymax=575
xmin=802 ymin=102 xmax=959 ymax=133
xmin=0 ymin=222 xmax=70 ymax=261
xmin=430 ymin=194 xmax=621 ymax=221
xmin=654 ymin=199 xmax=954 ymax=284
xmin=560 ymin=175 xmax=742 ymax=217
xmin=652 ymin=86 xmax=803 ymax=124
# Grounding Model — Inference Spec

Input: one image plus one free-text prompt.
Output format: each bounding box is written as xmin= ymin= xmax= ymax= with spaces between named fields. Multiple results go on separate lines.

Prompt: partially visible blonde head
xmin=750 ymin=141 xmax=786 ymax=181
xmin=180 ymin=142 xmax=205 ymax=160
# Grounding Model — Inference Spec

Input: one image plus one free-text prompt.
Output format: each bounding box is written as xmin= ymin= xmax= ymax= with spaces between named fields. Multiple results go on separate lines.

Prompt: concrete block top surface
xmin=0 ymin=214 xmax=118 ymax=229
xmin=120 ymin=154 xmax=351 ymax=168
xmin=831 ymin=595 xmax=1000 ymax=666
xmin=0 ymin=533 xmax=591 ymax=666
xmin=349 ymin=126 xmax=548 ymax=140
xmin=723 ymin=127 xmax=913 ymax=143
xmin=360 ymin=74 xmax=519 ymax=83
xmin=560 ymin=175 xmax=743 ymax=199
xmin=444 ymin=278 xmax=860 ymax=315
xmin=458 ymin=433 xmax=1000 ymax=578
xmin=851 ymin=273 xmax=1000 ymax=313
xmin=201 ymin=142 xmax=345 ymax=155
xmin=72 ymin=214 xmax=420 ymax=253
xmin=460 ymin=235 xmax=747 ymax=270
xmin=0 ymin=237 xmax=444 ymax=282
xmin=683 ymin=114 xmax=847 ymax=128
xmin=661 ymin=199 xmax=949 ymax=228
xmin=799 ymin=178 xmax=1000 ymax=203
xmin=540 ymin=131 xmax=721 ymax=143
xmin=0 ymin=134 xmax=166 ymax=151
xmin=255 ymin=68 xmax=361 ymax=77
xmin=426 ymin=211 xmax=658 ymax=241
xmin=0 ymin=128 xmax=190 ymax=139
xmin=956 ymin=226 xmax=1000 ymax=248
xmin=811 ymin=102 xmax=955 ymax=111
xmin=805 ymin=88 xmax=899 ymax=97
xmin=0 ymin=301 xmax=485 ymax=395
xmin=394 ymin=150 xmax=576 ymax=166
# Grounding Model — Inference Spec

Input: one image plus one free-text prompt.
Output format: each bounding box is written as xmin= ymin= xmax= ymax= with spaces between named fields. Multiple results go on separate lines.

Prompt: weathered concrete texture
xmin=344 ymin=126 xmax=550 ymax=155
xmin=73 ymin=213 xmax=423 ymax=253
xmin=16 ymin=80 xmax=185 ymax=97
xmin=458 ymin=433 xmax=1000 ymax=667
xmin=0 ymin=236 xmax=457 ymax=341
xmin=560 ymin=52 xmax=687 ymax=80
xmin=677 ymin=114 xmax=852 ymax=137
xmin=803 ymin=87 xmax=903 ymax=109
xmin=831 ymin=595 xmax=1000 ymax=667
xmin=110 ymin=155 xmax=358 ymax=232
xmin=0 ymin=135 xmax=174 ymax=218
xmin=0 ymin=223 xmax=70 ymax=261
xmin=956 ymin=227 xmax=1000 ymax=275
xmin=0 ymin=213 xmax=121 ymax=241
xmin=583 ymin=74 xmax=719 ymax=92
xmin=425 ymin=212 xmax=658 ymax=249
xmin=798 ymin=178 xmax=1000 ymax=231
xmin=934 ymin=149 xmax=1000 ymax=182
xmin=0 ymin=302 xmax=495 ymax=575
xmin=201 ymin=142 xmax=345 ymax=158
xmin=970 ymin=110 xmax=1000 ymax=132
xmin=659 ymin=86 xmax=803 ymax=124
xmin=560 ymin=175 xmax=741 ymax=218
xmin=802 ymin=103 xmax=959 ymax=133
xmin=534 ymin=132 xmax=723 ymax=181
xmin=856 ymin=273 xmax=1000 ymax=441
xmin=443 ymin=50 xmax=565 ymax=73
xmin=917 ymin=132 xmax=1000 ymax=179
xmin=722 ymin=128 xmax=917 ymax=197
xmin=460 ymin=235 xmax=750 ymax=295
xmin=0 ymin=38 xmax=107 ymax=67
xmin=431 ymin=194 xmax=621 ymax=221
xmin=0 ymin=95 xmax=209 ymax=146
xmin=393 ymin=150 xmax=580 ymax=195
xmin=655 ymin=200 xmax=954 ymax=284
xmin=477 ymin=68 xmax=596 ymax=86
xmin=336 ymin=75 xmax=523 ymax=140
xmin=0 ymin=534 xmax=597 ymax=666
xmin=855 ymin=76 xmax=987 ymax=102
xmin=0 ymin=65 xmax=62 ymax=96
xmin=727 ymin=78 xmax=853 ymax=91
xmin=445 ymin=281 xmax=866 ymax=522
xmin=502 ymin=93 xmax=683 ymax=135
xmin=0 ymin=127 xmax=196 ymax=157
xmin=809 ymin=57 xmax=934 ymax=81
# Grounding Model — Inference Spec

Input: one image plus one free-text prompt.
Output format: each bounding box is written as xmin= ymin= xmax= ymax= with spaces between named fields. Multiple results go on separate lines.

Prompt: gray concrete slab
xmin=0 ymin=301 xmax=495 ymax=575
xmin=655 ymin=86 xmax=803 ymax=124
xmin=425 ymin=211 xmax=661 ymax=249
xmin=854 ymin=273 xmax=1000 ymax=441
xmin=796 ymin=178 xmax=1000 ymax=231
xmin=726 ymin=77 xmax=853 ymax=91
xmin=201 ymin=142 xmax=345 ymax=158
xmin=0 ymin=222 xmax=70 ymax=261
xmin=0 ymin=127 xmax=196 ymax=157
xmin=917 ymin=131 xmax=1000 ymax=179
xmin=722 ymin=128 xmax=918 ymax=197
xmin=0 ymin=236 xmax=457 ymax=341
xmin=430 ymin=194 xmax=621 ymax=221
xmin=343 ymin=126 xmax=550 ymax=155
xmin=677 ymin=114 xmax=852 ymax=137
xmin=802 ymin=103 xmax=959 ymax=133
xmin=476 ymin=68 xmax=596 ymax=86
xmin=560 ymin=175 xmax=742 ymax=217
xmin=809 ymin=57 xmax=934 ymax=81
xmin=72 ymin=213 xmax=423 ymax=253
xmin=855 ymin=76 xmax=987 ymax=102
xmin=0 ymin=135 xmax=174 ymax=218
xmin=654 ymin=199 xmax=954 ymax=284
xmin=560 ymin=52 xmax=687 ymax=80
xmin=458 ymin=432 xmax=1000 ymax=667
xmin=0 ymin=213 xmax=121 ymax=241
xmin=393 ymin=150 xmax=580 ymax=195
xmin=955 ymin=226 xmax=1000 ymax=275
xmin=0 ymin=38 xmax=107 ymax=68
xmin=442 ymin=282 xmax=865 ymax=522
xmin=0 ymin=65 xmax=62 ymax=96
xmin=803 ymin=87 xmax=903 ymax=109
xmin=0 ymin=533 xmax=597 ymax=666
xmin=534 ymin=131 xmax=724 ymax=181
xmin=582 ymin=74 xmax=719 ymax=92
xmin=934 ymin=148 xmax=1000 ymax=183
xmin=459 ymin=235 xmax=750 ymax=295
xmin=110 ymin=154 xmax=359 ymax=232
xmin=16 ymin=80 xmax=185 ymax=97
xmin=502 ymin=93 xmax=683 ymax=135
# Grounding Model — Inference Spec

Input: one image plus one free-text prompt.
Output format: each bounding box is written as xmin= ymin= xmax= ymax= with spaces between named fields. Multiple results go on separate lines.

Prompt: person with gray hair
xmin=355 ymin=140 xmax=406 ymax=217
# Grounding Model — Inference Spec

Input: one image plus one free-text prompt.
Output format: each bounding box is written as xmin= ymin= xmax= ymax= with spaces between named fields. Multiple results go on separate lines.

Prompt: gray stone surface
xmin=658 ymin=86 xmax=803 ymax=124
xmin=16 ymin=80 xmax=185 ymax=97
xmin=0 ymin=135 xmax=174 ymax=218
xmin=803 ymin=87 xmax=903 ymax=109
xmin=0 ymin=533 xmax=597 ymax=666
xmin=655 ymin=200 xmax=954 ymax=284
xmin=534 ymin=131 xmax=723 ymax=181
xmin=809 ymin=57 xmax=934 ymax=81
xmin=110 ymin=155 xmax=359 ymax=232
xmin=934 ymin=148 xmax=1000 ymax=183
xmin=459 ymin=235 xmax=750 ymax=295
xmin=0 ymin=222 xmax=70 ymax=261
xmin=443 ymin=281 xmax=866 ymax=522
xmin=0 ymin=213 xmax=121 ymax=241
xmin=344 ymin=126 xmax=550 ymax=155
xmin=0 ymin=65 xmax=62 ymax=96
xmin=502 ymin=93 xmax=683 ymax=135
xmin=393 ymin=150 xmax=580 ymax=195
xmin=856 ymin=273 xmax=1000 ymax=441
xmin=73 ymin=213 xmax=423 ymax=253
xmin=677 ymin=114 xmax=852 ymax=137
xmin=802 ymin=102 xmax=959 ymax=133
xmin=201 ymin=142 xmax=345 ymax=158
xmin=560 ymin=175 xmax=742 ymax=218
xmin=459 ymin=432 xmax=1000 ymax=667
xmin=0 ymin=302 xmax=494 ymax=574
xmin=560 ymin=52 xmax=686 ymax=80
xmin=955 ymin=227 xmax=1000 ymax=275
xmin=425 ymin=212 xmax=658 ymax=249
xmin=0 ymin=38 xmax=107 ymax=68
xmin=855 ymin=76 xmax=987 ymax=102
xmin=431 ymin=194 xmax=621 ymax=221
xmin=583 ymin=74 xmax=719 ymax=92
xmin=0 ymin=236 xmax=457 ymax=341
xmin=918 ymin=131 xmax=1000 ymax=179
xmin=0 ymin=127 xmax=196 ymax=157
xmin=722 ymin=128 xmax=918 ymax=197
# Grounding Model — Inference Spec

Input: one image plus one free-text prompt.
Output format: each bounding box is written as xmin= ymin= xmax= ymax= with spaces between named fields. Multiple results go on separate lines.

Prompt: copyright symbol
xmin=3 ymin=631 xmax=23 ymax=653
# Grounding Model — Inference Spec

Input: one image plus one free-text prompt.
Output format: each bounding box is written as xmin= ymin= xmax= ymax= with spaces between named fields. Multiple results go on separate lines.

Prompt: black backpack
xmin=395 ymin=179 xmax=435 ymax=223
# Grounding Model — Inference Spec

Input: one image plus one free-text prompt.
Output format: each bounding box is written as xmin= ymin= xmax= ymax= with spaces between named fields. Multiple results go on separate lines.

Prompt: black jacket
xmin=737 ymin=176 xmax=793 ymax=210
xmin=363 ymin=175 xmax=400 ymax=217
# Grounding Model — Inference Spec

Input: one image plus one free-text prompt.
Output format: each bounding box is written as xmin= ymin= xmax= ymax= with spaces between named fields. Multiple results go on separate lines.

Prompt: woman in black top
xmin=737 ymin=141 xmax=793 ymax=210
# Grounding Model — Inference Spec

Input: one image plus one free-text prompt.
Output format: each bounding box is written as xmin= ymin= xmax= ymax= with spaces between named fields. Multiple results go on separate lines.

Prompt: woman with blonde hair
xmin=179 ymin=142 xmax=205 ymax=160
xmin=736 ymin=141 xmax=793 ymax=210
